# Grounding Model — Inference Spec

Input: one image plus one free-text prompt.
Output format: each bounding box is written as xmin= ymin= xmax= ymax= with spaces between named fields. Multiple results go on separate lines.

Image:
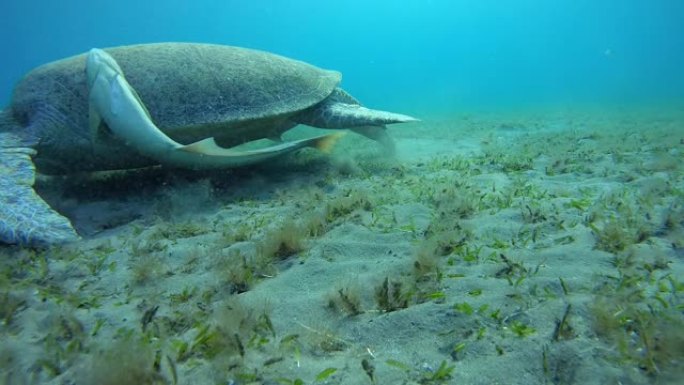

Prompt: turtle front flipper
xmin=86 ymin=48 xmax=343 ymax=169
xmin=0 ymin=131 xmax=79 ymax=245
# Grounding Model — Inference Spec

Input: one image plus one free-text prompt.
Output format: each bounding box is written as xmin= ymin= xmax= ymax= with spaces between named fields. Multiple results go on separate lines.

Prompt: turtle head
xmin=86 ymin=48 xmax=124 ymax=89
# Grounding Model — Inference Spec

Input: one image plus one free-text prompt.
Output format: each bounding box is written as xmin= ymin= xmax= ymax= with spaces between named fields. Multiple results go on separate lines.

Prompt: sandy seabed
xmin=2 ymin=106 xmax=683 ymax=385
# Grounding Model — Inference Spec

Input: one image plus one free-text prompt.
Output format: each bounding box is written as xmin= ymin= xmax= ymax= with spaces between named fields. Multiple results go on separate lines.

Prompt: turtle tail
xmin=295 ymin=88 xmax=418 ymax=129
xmin=296 ymin=100 xmax=418 ymax=129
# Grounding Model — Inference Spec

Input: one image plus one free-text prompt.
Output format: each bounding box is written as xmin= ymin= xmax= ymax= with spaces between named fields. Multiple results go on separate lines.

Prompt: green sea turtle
xmin=0 ymin=43 xmax=417 ymax=246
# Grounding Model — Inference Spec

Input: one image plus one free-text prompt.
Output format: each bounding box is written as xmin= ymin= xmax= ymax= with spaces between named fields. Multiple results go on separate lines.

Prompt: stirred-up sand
xmin=1 ymin=107 xmax=683 ymax=385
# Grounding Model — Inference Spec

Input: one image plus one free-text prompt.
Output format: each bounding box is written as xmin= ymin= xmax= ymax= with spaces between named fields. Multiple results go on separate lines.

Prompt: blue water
xmin=2 ymin=0 xmax=684 ymax=114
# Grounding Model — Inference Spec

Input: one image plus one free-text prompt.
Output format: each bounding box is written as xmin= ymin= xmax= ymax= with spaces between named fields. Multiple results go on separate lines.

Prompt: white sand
xmin=1 ymin=108 xmax=683 ymax=385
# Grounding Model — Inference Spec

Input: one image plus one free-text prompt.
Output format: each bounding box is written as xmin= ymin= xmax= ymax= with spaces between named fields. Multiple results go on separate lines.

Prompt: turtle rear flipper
xmin=294 ymin=88 xmax=417 ymax=155
xmin=0 ymin=131 xmax=78 ymax=245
